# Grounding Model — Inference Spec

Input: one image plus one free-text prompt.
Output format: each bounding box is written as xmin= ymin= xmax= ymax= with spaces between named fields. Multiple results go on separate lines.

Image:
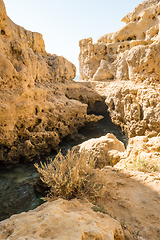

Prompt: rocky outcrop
xmin=79 ymin=0 xmax=160 ymax=83
xmin=78 ymin=80 xmax=160 ymax=138
xmin=73 ymin=133 xmax=125 ymax=168
xmin=0 ymin=0 xmax=104 ymax=165
xmin=115 ymin=135 xmax=160 ymax=170
xmin=79 ymin=0 xmax=160 ymax=138
xmin=105 ymin=82 xmax=160 ymax=138
xmin=0 ymin=198 xmax=124 ymax=240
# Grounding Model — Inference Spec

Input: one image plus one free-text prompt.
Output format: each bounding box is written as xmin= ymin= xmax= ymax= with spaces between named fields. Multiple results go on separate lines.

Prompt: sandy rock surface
xmin=0 ymin=198 xmax=124 ymax=240
xmin=79 ymin=80 xmax=160 ymax=138
xmin=116 ymin=135 xmax=160 ymax=170
xmin=73 ymin=133 xmax=125 ymax=168
xmin=99 ymin=166 xmax=160 ymax=240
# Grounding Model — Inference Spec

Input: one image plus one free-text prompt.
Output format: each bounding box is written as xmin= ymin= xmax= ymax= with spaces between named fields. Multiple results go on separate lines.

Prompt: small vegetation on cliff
xmin=125 ymin=155 xmax=159 ymax=173
xmin=35 ymin=150 xmax=107 ymax=201
xmin=133 ymin=157 xmax=159 ymax=173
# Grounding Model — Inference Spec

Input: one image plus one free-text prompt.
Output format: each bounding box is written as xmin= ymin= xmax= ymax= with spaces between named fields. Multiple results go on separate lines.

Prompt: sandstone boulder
xmin=105 ymin=82 xmax=160 ymax=138
xmin=0 ymin=198 xmax=124 ymax=240
xmin=74 ymin=133 xmax=125 ymax=168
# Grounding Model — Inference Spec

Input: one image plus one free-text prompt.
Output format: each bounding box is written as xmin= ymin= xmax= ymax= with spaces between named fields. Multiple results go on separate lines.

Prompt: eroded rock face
xmin=79 ymin=80 xmax=160 ymax=138
xmin=79 ymin=0 xmax=160 ymax=83
xmin=0 ymin=0 xmax=103 ymax=164
xmin=105 ymin=82 xmax=160 ymax=138
xmin=0 ymin=198 xmax=124 ymax=240
xmin=79 ymin=0 xmax=160 ymax=138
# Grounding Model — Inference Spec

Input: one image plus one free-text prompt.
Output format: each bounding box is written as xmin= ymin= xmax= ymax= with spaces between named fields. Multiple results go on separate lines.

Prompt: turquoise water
xmin=0 ymin=113 xmax=127 ymax=221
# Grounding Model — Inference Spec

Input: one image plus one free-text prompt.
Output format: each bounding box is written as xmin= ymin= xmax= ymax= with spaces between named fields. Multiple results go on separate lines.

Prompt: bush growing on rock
xmin=35 ymin=150 xmax=107 ymax=201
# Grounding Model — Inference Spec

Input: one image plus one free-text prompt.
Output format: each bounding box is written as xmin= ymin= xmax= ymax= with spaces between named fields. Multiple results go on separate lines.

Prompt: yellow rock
xmin=0 ymin=0 xmax=103 ymax=164
xmin=79 ymin=0 xmax=160 ymax=83
xmin=0 ymin=198 xmax=124 ymax=240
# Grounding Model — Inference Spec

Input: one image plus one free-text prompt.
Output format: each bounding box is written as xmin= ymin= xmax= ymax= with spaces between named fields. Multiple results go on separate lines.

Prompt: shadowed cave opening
xmin=79 ymin=100 xmax=128 ymax=148
xmin=87 ymin=100 xmax=108 ymax=114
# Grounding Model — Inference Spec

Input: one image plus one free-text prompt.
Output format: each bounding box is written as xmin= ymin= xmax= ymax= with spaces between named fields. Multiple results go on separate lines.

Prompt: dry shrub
xmin=35 ymin=150 xmax=107 ymax=201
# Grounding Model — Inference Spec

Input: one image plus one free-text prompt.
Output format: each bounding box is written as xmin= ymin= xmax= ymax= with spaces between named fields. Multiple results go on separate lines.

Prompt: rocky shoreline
xmin=0 ymin=0 xmax=160 ymax=239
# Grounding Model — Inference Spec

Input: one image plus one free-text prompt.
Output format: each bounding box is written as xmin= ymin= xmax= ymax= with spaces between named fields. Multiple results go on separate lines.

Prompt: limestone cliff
xmin=0 ymin=0 xmax=103 ymax=164
xmin=79 ymin=0 xmax=160 ymax=138
xmin=79 ymin=0 xmax=160 ymax=83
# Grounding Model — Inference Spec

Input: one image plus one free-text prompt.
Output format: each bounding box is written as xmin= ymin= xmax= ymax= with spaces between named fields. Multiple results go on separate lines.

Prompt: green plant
xmin=136 ymin=231 xmax=140 ymax=236
xmin=128 ymin=155 xmax=159 ymax=173
xmin=120 ymin=220 xmax=126 ymax=228
xmin=92 ymin=204 xmax=110 ymax=215
xmin=124 ymin=160 xmax=127 ymax=169
xmin=35 ymin=150 xmax=107 ymax=201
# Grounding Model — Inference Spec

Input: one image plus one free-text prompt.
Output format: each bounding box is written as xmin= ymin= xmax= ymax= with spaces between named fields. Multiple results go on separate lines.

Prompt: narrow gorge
xmin=0 ymin=0 xmax=160 ymax=240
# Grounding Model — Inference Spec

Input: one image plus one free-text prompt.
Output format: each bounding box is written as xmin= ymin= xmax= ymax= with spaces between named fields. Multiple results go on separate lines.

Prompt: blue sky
xmin=4 ymin=0 xmax=141 ymax=74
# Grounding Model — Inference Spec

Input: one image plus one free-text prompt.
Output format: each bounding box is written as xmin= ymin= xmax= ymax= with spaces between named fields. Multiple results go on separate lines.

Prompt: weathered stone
xmin=115 ymin=135 xmax=160 ymax=170
xmin=105 ymin=82 xmax=160 ymax=138
xmin=78 ymin=0 xmax=160 ymax=138
xmin=74 ymin=133 xmax=125 ymax=168
xmin=79 ymin=73 xmax=160 ymax=138
xmin=79 ymin=0 xmax=160 ymax=84
xmin=0 ymin=0 xmax=103 ymax=165
xmin=0 ymin=198 xmax=124 ymax=240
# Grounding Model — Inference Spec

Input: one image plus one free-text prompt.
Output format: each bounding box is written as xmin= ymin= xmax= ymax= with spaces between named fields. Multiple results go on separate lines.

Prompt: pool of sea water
xmin=0 ymin=113 xmax=127 ymax=221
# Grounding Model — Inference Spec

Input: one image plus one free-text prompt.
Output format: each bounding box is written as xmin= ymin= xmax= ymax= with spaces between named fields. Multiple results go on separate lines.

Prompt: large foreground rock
xmin=0 ymin=0 xmax=104 ymax=165
xmin=0 ymin=198 xmax=124 ymax=240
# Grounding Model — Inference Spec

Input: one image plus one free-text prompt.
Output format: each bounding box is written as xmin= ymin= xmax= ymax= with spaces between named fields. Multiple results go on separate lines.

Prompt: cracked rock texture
xmin=0 ymin=0 xmax=103 ymax=165
xmin=105 ymin=81 xmax=160 ymax=138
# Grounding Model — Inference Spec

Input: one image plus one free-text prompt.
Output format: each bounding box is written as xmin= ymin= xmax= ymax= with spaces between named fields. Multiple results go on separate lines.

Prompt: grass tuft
xmin=126 ymin=155 xmax=159 ymax=173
